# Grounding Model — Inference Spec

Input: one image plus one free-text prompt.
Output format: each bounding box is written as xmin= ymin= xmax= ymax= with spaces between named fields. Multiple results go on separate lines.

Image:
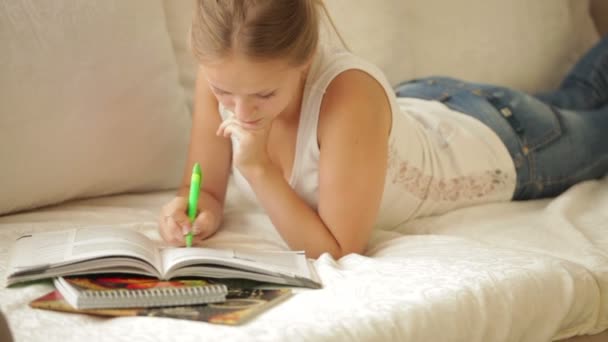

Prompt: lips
xmin=239 ymin=118 xmax=263 ymax=128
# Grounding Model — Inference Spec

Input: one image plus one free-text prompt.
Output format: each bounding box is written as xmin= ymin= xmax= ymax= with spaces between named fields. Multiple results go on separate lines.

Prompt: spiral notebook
xmin=53 ymin=275 xmax=228 ymax=309
xmin=31 ymin=283 xmax=292 ymax=325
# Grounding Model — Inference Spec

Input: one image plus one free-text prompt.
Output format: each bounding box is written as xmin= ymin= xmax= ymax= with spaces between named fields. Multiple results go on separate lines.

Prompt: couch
xmin=1 ymin=1 xmax=607 ymax=341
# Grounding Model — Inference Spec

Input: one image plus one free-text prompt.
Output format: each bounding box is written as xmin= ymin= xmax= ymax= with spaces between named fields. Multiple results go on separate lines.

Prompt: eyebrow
xmin=210 ymin=84 xmax=276 ymax=96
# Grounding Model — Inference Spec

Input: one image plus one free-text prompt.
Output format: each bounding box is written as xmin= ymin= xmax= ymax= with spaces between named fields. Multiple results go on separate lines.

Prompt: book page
xmin=234 ymin=250 xmax=312 ymax=278
xmin=8 ymin=226 xmax=161 ymax=271
xmin=160 ymin=247 xmax=313 ymax=279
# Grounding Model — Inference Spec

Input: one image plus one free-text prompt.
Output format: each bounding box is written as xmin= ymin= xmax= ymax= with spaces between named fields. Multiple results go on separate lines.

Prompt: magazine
xmin=30 ymin=285 xmax=292 ymax=325
xmin=5 ymin=226 xmax=321 ymax=289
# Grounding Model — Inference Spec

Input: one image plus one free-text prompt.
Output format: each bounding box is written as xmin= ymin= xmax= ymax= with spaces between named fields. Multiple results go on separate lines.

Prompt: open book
xmin=5 ymin=226 xmax=321 ymax=289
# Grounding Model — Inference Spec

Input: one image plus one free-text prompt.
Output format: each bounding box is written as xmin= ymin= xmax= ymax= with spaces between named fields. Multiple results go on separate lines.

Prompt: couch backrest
xmin=0 ymin=1 xmax=191 ymax=215
xmin=0 ymin=0 xmax=602 ymax=216
xmin=323 ymin=0 xmax=600 ymax=91
xmin=591 ymin=0 xmax=608 ymax=35
xmin=167 ymin=0 xmax=601 ymax=98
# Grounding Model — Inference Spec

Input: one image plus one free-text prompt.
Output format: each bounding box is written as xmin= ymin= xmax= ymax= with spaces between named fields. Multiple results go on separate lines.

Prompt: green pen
xmin=186 ymin=163 xmax=202 ymax=248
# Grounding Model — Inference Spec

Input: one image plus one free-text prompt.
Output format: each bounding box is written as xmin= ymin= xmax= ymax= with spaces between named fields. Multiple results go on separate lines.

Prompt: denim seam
xmin=523 ymin=105 xmax=564 ymax=151
xmin=536 ymin=157 xmax=608 ymax=186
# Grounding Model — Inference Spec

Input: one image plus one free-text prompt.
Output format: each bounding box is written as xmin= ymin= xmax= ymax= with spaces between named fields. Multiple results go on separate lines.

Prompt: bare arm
xmin=244 ymin=70 xmax=391 ymax=258
xmin=159 ymin=67 xmax=233 ymax=245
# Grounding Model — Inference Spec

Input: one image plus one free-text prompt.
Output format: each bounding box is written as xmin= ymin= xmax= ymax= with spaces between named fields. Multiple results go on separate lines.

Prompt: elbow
xmin=336 ymin=245 xmax=366 ymax=259
xmin=308 ymin=243 xmax=364 ymax=260
xmin=334 ymin=238 xmax=367 ymax=259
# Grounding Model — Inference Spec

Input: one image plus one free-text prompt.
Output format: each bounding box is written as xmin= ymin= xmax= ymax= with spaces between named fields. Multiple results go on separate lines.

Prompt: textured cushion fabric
xmin=0 ymin=1 xmax=191 ymax=215
xmin=163 ymin=0 xmax=197 ymax=110
xmin=324 ymin=0 xmax=599 ymax=91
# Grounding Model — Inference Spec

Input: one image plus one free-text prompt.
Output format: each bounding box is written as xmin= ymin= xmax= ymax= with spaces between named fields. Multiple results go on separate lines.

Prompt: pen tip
xmin=193 ymin=163 xmax=201 ymax=173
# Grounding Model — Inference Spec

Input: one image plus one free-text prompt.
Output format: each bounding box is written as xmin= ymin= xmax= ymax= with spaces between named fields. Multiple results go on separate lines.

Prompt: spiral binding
xmin=74 ymin=283 xmax=228 ymax=309
xmin=81 ymin=285 xmax=223 ymax=299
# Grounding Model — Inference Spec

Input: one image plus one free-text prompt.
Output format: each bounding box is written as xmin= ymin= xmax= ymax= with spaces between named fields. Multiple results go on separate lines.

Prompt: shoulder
xmin=317 ymin=68 xmax=392 ymax=145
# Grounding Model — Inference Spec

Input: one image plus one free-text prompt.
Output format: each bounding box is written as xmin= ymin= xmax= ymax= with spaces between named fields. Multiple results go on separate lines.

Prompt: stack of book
xmin=5 ymin=226 xmax=322 ymax=325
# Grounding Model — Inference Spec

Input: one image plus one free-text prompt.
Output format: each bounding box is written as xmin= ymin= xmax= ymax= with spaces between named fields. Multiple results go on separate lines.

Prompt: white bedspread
xmin=1 ymin=178 xmax=607 ymax=342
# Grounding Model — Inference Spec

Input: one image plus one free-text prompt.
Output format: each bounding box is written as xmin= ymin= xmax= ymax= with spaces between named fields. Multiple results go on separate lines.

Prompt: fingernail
xmin=181 ymin=225 xmax=191 ymax=235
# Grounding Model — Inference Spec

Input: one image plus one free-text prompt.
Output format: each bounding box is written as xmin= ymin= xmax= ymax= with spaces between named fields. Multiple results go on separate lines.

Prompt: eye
xmin=212 ymin=87 xmax=230 ymax=96
xmin=256 ymin=92 xmax=275 ymax=100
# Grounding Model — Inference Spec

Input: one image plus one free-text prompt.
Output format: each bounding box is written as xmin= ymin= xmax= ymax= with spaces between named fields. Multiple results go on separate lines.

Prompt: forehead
xmin=201 ymin=54 xmax=294 ymax=93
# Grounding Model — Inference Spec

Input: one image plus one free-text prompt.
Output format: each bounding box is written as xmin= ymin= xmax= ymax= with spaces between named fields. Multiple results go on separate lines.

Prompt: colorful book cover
xmin=30 ymin=280 xmax=292 ymax=325
xmin=61 ymin=275 xmax=218 ymax=291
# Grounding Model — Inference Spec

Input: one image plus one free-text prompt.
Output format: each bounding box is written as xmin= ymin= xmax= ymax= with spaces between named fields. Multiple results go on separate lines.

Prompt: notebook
xmin=53 ymin=275 xmax=228 ymax=309
xmin=31 ymin=281 xmax=292 ymax=325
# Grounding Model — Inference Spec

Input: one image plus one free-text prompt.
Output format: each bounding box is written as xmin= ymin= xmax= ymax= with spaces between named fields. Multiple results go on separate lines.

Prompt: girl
xmin=159 ymin=0 xmax=608 ymax=259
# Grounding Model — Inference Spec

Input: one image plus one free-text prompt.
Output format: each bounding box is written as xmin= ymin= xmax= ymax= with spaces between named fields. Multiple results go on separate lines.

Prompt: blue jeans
xmin=394 ymin=36 xmax=608 ymax=200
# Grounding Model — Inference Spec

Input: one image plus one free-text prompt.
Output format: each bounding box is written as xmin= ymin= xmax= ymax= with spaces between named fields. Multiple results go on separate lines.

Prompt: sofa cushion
xmin=323 ymin=0 xmax=599 ymax=92
xmin=163 ymin=0 xmax=198 ymax=111
xmin=0 ymin=1 xmax=191 ymax=215
xmin=591 ymin=0 xmax=608 ymax=35
xmin=164 ymin=0 xmax=600 ymax=105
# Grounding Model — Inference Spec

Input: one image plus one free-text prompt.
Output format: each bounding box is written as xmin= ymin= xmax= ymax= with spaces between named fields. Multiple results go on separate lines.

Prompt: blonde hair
xmin=191 ymin=0 xmax=345 ymax=66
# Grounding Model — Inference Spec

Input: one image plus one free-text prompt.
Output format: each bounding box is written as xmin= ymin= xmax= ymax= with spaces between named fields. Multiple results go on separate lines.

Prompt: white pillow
xmin=0 ymin=1 xmax=191 ymax=215
xmin=324 ymin=0 xmax=599 ymax=92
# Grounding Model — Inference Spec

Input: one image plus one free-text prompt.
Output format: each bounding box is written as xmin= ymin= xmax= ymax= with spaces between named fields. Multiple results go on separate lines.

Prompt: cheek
xmin=266 ymin=95 xmax=291 ymax=114
xmin=257 ymin=101 xmax=276 ymax=113
xmin=259 ymin=101 xmax=282 ymax=118
xmin=217 ymin=96 xmax=234 ymax=109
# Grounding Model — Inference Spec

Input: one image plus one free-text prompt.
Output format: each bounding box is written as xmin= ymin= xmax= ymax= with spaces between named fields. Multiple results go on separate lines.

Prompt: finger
xmin=172 ymin=213 xmax=193 ymax=236
xmin=161 ymin=215 xmax=185 ymax=246
xmin=164 ymin=214 xmax=190 ymax=246
xmin=217 ymin=118 xmax=237 ymax=137
xmin=159 ymin=197 xmax=190 ymax=245
xmin=223 ymin=122 xmax=245 ymax=141
xmin=192 ymin=211 xmax=217 ymax=242
xmin=158 ymin=214 xmax=174 ymax=244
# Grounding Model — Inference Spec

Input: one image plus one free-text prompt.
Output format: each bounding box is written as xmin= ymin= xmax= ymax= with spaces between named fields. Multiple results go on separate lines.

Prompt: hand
xmin=216 ymin=115 xmax=273 ymax=177
xmin=158 ymin=196 xmax=219 ymax=246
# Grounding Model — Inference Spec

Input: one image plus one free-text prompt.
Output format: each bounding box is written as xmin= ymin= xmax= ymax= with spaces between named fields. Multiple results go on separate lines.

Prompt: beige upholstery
xmin=0 ymin=2 xmax=606 ymax=341
xmin=591 ymin=0 xmax=608 ymax=35
xmin=324 ymin=0 xmax=598 ymax=91
xmin=0 ymin=1 xmax=191 ymax=215
xmin=0 ymin=1 xmax=601 ymax=218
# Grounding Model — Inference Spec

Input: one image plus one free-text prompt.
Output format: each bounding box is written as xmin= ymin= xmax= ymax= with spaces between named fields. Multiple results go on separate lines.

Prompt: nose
xmin=233 ymin=98 xmax=257 ymax=120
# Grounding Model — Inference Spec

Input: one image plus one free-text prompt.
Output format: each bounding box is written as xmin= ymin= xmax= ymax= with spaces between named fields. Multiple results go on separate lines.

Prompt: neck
xmin=278 ymin=66 xmax=310 ymax=124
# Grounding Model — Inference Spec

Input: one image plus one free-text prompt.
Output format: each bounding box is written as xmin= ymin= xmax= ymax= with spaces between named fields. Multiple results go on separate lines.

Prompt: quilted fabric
xmin=1 ymin=177 xmax=607 ymax=341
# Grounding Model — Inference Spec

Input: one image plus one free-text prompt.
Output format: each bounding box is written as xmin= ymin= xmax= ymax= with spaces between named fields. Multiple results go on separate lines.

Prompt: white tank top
xmin=220 ymin=45 xmax=516 ymax=230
